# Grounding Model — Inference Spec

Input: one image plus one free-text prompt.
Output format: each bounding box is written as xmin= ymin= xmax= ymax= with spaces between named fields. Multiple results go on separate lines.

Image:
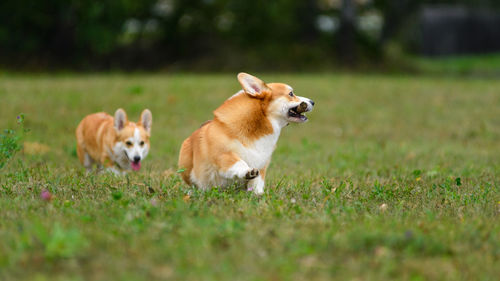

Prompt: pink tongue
xmin=131 ymin=161 xmax=141 ymax=171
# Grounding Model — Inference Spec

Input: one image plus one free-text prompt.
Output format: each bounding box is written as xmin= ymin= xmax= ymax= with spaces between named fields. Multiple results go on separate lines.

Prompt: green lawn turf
xmin=1 ymin=73 xmax=499 ymax=280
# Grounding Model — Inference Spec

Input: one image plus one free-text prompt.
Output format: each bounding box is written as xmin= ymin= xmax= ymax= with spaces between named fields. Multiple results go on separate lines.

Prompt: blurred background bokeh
xmin=1 ymin=0 xmax=500 ymax=73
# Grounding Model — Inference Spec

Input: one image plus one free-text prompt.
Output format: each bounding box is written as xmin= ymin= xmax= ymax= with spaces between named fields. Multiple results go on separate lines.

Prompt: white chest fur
xmin=234 ymin=120 xmax=282 ymax=169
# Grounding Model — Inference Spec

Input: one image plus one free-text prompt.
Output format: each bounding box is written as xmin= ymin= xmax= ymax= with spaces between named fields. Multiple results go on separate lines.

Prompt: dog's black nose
xmin=309 ymin=99 xmax=315 ymax=106
xmin=133 ymin=156 xmax=141 ymax=162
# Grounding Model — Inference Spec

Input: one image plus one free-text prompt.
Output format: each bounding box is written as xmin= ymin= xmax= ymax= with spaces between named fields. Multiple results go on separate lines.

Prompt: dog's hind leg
xmin=83 ymin=153 xmax=94 ymax=171
xmin=178 ymin=137 xmax=194 ymax=185
xmin=76 ymin=142 xmax=93 ymax=172
xmin=76 ymin=124 xmax=94 ymax=172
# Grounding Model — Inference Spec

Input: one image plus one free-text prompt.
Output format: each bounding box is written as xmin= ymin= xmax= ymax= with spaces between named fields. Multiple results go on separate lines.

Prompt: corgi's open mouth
xmin=124 ymin=151 xmax=142 ymax=171
xmin=131 ymin=160 xmax=141 ymax=171
xmin=287 ymin=102 xmax=309 ymax=123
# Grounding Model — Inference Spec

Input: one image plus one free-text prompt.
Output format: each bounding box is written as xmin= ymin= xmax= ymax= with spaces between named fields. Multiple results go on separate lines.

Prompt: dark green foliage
xmin=2 ymin=0 xmax=500 ymax=70
xmin=0 ymin=0 xmax=156 ymax=68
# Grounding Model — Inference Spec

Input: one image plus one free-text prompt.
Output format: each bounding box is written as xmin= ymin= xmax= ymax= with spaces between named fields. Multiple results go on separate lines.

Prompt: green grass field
xmin=1 ymin=73 xmax=499 ymax=280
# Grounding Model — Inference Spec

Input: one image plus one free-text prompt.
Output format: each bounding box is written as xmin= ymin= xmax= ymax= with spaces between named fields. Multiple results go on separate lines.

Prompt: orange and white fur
xmin=76 ymin=109 xmax=152 ymax=174
xmin=178 ymin=73 xmax=315 ymax=194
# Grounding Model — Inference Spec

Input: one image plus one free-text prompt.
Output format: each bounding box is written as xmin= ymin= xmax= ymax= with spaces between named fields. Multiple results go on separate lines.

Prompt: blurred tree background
xmin=1 ymin=0 xmax=499 ymax=71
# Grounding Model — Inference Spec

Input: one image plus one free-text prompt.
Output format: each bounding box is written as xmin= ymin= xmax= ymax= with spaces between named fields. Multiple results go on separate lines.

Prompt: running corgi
xmin=76 ymin=109 xmax=152 ymax=174
xmin=178 ymin=73 xmax=314 ymax=194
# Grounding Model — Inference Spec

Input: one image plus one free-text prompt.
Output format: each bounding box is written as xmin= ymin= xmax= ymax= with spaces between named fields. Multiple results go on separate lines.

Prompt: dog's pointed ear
xmin=139 ymin=109 xmax=152 ymax=134
xmin=237 ymin=72 xmax=270 ymax=97
xmin=114 ymin=108 xmax=128 ymax=131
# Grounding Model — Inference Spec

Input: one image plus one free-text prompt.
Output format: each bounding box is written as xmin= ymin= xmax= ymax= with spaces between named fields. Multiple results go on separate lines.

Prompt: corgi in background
xmin=76 ymin=108 xmax=152 ymax=174
xmin=178 ymin=73 xmax=315 ymax=194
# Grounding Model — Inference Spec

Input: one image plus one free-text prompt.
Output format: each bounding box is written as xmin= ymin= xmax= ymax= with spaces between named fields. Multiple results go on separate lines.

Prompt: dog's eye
xmin=125 ymin=141 xmax=133 ymax=146
xmin=140 ymin=141 xmax=145 ymax=146
xmin=289 ymin=92 xmax=294 ymax=97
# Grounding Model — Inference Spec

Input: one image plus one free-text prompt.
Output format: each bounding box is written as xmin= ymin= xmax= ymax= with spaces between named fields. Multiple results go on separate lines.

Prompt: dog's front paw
xmin=245 ymin=168 xmax=259 ymax=180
